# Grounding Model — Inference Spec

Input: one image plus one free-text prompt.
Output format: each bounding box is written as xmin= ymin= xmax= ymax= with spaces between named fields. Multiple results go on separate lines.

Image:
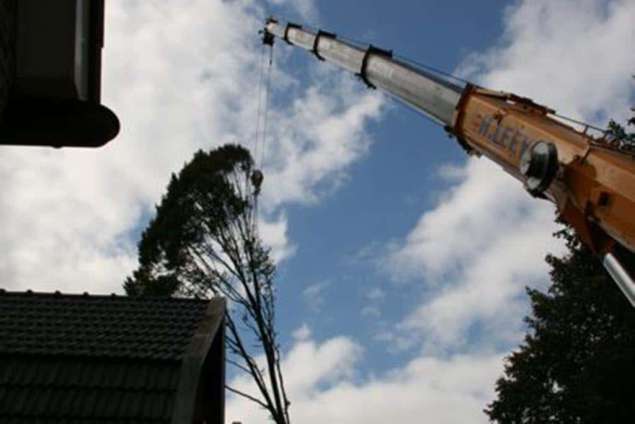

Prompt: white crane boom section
xmin=265 ymin=19 xmax=464 ymax=126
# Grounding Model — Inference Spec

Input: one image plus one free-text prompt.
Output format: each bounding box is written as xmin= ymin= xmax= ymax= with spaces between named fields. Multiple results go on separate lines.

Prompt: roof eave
xmin=171 ymin=298 xmax=226 ymax=424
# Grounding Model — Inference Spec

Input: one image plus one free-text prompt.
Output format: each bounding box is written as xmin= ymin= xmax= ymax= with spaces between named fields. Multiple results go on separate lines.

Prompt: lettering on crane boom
xmin=477 ymin=115 xmax=535 ymax=163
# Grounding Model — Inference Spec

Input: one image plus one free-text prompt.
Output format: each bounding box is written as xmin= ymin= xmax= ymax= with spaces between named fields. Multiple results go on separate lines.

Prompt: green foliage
xmin=607 ymin=119 xmax=635 ymax=144
xmin=606 ymin=91 xmax=635 ymax=145
xmin=485 ymin=229 xmax=635 ymax=423
xmin=124 ymin=144 xmax=262 ymax=298
xmin=124 ymin=144 xmax=290 ymax=424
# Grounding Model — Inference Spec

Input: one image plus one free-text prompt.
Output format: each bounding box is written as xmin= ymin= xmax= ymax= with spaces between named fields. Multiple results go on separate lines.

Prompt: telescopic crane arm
xmin=263 ymin=18 xmax=635 ymax=307
xmin=264 ymin=19 xmax=463 ymax=126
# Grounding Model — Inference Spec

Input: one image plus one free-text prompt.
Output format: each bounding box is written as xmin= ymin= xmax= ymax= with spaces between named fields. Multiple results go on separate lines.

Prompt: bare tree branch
xmin=225 ymin=385 xmax=269 ymax=410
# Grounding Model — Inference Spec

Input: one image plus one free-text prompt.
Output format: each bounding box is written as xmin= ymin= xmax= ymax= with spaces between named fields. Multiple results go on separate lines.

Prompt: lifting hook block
xmin=251 ymin=169 xmax=264 ymax=195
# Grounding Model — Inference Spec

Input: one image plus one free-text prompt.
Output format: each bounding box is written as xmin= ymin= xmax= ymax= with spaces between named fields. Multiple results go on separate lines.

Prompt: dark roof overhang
xmin=0 ymin=0 xmax=120 ymax=148
xmin=172 ymin=298 xmax=226 ymax=424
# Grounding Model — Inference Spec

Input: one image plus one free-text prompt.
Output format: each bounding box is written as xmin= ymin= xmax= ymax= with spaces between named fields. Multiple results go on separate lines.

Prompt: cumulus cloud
xmin=0 ymin=0 xmax=383 ymax=293
xmin=269 ymin=0 xmax=318 ymax=23
xmin=292 ymin=323 xmax=312 ymax=341
xmin=260 ymin=77 xmax=384 ymax=210
xmin=360 ymin=287 xmax=385 ymax=318
xmin=227 ymin=330 xmax=503 ymax=424
xmin=386 ymin=0 xmax=634 ymax=352
xmin=393 ymin=165 xmax=563 ymax=351
xmin=302 ymin=281 xmax=330 ymax=312
xmin=258 ymin=215 xmax=295 ymax=263
xmin=461 ymin=0 xmax=635 ymax=124
xmin=385 ymin=159 xmax=563 ymax=352
xmin=366 ymin=287 xmax=385 ymax=301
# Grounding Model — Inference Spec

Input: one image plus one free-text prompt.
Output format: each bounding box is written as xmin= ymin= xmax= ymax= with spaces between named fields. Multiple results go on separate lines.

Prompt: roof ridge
xmin=0 ymin=292 xmax=224 ymax=360
xmin=0 ymin=289 xmax=212 ymax=303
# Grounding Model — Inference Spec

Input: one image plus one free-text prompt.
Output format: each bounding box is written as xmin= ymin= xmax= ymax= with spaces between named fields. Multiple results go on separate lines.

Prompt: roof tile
xmin=0 ymin=291 xmax=221 ymax=423
xmin=0 ymin=291 xmax=209 ymax=359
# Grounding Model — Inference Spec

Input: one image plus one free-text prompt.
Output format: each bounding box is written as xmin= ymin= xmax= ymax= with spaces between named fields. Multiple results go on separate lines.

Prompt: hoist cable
xmin=253 ymin=43 xmax=268 ymax=164
xmin=260 ymin=44 xmax=274 ymax=168
xmin=250 ymin=35 xmax=274 ymax=216
xmin=245 ymin=15 xmax=272 ymax=222
xmin=551 ymin=112 xmax=608 ymax=134
xmin=392 ymin=54 xmax=470 ymax=86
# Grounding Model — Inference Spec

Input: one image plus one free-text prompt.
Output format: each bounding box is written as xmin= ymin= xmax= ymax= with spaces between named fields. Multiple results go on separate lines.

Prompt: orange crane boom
xmin=263 ymin=18 xmax=635 ymax=306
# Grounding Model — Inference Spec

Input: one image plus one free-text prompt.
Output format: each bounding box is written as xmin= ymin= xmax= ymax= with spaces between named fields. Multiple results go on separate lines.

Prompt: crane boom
xmin=264 ymin=18 xmax=635 ymax=307
xmin=265 ymin=19 xmax=462 ymax=126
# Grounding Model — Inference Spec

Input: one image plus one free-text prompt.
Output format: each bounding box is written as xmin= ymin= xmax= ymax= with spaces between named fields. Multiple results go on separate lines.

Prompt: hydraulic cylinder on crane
xmin=263 ymin=18 xmax=635 ymax=307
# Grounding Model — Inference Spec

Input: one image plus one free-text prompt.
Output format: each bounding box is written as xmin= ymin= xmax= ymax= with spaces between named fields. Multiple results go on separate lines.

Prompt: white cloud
xmin=460 ymin=0 xmax=635 ymax=124
xmin=360 ymin=305 xmax=381 ymax=318
xmin=292 ymin=323 xmax=312 ymax=341
xmin=227 ymin=332 xmax=503 ymax=424
xmin=282 ymin=335 xmax=363 ymax=397
xmin=226 ymin=330 xmax=363 ymax=418
xmin=260 ymin=78 xmax=384 ymax=210
xmin=360 ymin=287 xmax=385 ymax=318
xmin=302 ymin=281 xmax=329 ymax=312
xmin=0 ymin=0 xmax=383 ymax=294
xmin=366 ymin=287 xmax=385 ymax=301
xmin=258 ymin=215 xmax=295 ymax=263
xmin=269 ymin=0 xmax=318 ymax=23
xmin=386 ymin=0 xmax=634 ymax=353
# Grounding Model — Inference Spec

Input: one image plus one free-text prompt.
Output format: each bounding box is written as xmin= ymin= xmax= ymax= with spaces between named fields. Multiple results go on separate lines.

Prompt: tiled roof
xmin=0 ymin=290 xmax=209 ymax=359
xmin=0 ymin=291 xmax=225 ymax=424
xmin=0 ymin=356 xmax=180 ymax=423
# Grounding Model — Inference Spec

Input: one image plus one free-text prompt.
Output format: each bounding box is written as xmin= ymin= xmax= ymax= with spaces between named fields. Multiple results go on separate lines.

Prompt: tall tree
xmin=486 ymin=229 xmax=635 ymax=423
xmin=125 ymin=144 xmax=290 ymax=424
xmin=486 ymin=118 xmax=635 ymax=424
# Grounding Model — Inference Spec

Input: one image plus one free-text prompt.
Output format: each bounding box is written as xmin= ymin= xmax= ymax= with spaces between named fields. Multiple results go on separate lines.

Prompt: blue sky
xmin=269 ymin=2 xmax=505 ymax=368
xmin=1 ymin=1 xmax=633 ymax=423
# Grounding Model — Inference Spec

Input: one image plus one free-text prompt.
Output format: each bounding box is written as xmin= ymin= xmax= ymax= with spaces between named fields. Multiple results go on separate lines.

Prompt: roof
xmin=0 ymin=291 xmax=209 ymax=359
xmin=0 ymin=290 xmax=225 ymax=424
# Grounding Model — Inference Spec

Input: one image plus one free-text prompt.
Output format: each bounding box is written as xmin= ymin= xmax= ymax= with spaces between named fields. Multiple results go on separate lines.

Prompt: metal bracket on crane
xmin=311 ymin=30 xmax=336 ymax=61
xmin=262 ymin=31 xmax=275 ymax=46
xmin=444 ymin=125 xmax=475 ymax=156
xmin=262 ymin=17 xmax=277 ymax=46
xmin=283 ymin=22 xmax=303 ymax=45
xmin=358 ymin=45 xmax=393 ymax=89
xmin=474 ymin=87 xmax=556 ymax=115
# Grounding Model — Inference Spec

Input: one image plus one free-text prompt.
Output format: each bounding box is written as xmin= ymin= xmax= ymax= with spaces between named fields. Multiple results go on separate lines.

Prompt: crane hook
xmin=251 ymin=169 xmax=264 ymax=195
xmin=260 ymin=26 xmax=275 ymax=46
